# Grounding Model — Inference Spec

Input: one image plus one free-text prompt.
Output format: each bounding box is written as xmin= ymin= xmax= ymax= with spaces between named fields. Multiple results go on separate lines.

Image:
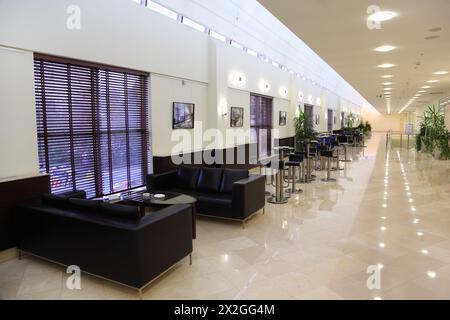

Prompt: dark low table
xmin=116 ymin=190 xmax=197 ymax=239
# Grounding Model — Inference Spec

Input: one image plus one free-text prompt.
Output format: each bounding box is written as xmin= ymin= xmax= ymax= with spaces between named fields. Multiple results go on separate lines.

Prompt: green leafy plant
xmin=294 ymin=110 xmax=314 ymax=152
xmin=357 ymin=119 xmax=372 ymax=134
xmin=416 ymin=105 xmax=450 ymax=159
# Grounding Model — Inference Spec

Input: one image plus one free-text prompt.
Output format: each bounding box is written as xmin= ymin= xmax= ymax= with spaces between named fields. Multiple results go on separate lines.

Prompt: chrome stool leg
xmin=286 ymin=166 xmax=302 ymax=194
xmin=333 ymin=150 xmax=344 ymax=171
xmin=321 ymin=156 xmax=337 ymax=182
xmin=263 ymin=166 xmax=271 ymax=196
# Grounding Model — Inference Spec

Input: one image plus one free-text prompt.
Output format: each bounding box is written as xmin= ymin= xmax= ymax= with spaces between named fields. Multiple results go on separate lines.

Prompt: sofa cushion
xmin=68 ymin=198 xmax=101 ymax=213
xmin=196 ymin=194 xmax=233 ymax=209
xmin=176 ymin=166 xmax=200 ymax=190
xmin=100 ymin=202 xmax=142 ymax=220
xmin=41 ymin=193 xmax=70 ymax=208
xmin=196 ymin=168 xmax=223 ymax=193
xmin=220 ymin=169 xmax=249 ymax=194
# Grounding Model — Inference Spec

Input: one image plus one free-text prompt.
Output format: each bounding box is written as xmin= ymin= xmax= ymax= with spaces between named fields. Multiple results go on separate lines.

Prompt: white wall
xmin=150 ymin=74 xmax=208 ymax=156
xmin=363 ymin=107 xmax=407 ymax=133
xmin=0 ymin=47 xmax=39 ymax=179
xmin=0 ymin=0 xmax=366 ymax=180
xmin=0 ymin=0 xmax=209 ymax=82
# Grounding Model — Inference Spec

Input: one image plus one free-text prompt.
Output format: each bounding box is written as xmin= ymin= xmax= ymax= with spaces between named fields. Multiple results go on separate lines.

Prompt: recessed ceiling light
xmin=427 ymin=80 xmax=439 ymax=83
xmin=421 ymin=86 xmax=431 ymax=89
xmin=368 ymin=11 xmax=398 ymax=22
xmin=374 ymin=45 xmax=397 ymax=53
xmin=433 ymin=71 xmax=448 ymax=75
xmin=381 ymin=75 xmax=394 ymax=79
xmin=382 ymin=82 xmax=393 ymax=85
xmin=418 ymin=90 xmax=426 ymax=93
xmin=429 ymin=27 xmax=442 ymax=32
xmin=378 ymin=63 xmax=396 ymax=69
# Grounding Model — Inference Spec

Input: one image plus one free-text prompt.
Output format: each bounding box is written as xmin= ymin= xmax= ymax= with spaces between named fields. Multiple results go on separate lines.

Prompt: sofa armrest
xmin=134 ymin=204 xmax=193 ymax=286
xmin=146 ymin=170 xmax=177 ymax=191
xmin=232 ymin=174 xmax=266 ymax=219
xmin=60 ymin=190 xmax=87 ymax=199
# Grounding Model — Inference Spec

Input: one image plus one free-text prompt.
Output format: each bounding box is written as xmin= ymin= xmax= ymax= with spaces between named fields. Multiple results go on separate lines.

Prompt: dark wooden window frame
xmin=34 ymin=54 xmax=150 ymax=198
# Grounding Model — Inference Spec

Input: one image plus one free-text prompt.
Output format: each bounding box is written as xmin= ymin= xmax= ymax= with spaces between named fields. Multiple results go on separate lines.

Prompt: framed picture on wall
xmin=334 ymin=116 xmax=337 ymax=124
xmin=230 ymin=107 xmax=244 ymax=127
xmin=173 ymin=102 xmax=195 ymax=129
xmin=279 ymin=111 xmax=287 ymax=126
xmin=315 ymin=114 xmax=320 ymax=125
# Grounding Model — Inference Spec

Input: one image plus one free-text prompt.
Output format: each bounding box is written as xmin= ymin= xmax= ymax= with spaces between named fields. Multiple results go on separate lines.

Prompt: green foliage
xmin=294 ymin=111 xmax=314 ymax=151
xmin=358 ymin=119 xmax=372 ymax=134
xmin=416 ymin=105 xmax=450 ymax=159
xmin=345 ymin=112 xmax=354 ymax=130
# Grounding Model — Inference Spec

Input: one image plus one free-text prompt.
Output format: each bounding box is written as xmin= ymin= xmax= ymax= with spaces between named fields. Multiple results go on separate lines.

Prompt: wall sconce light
xmin=298 ymin=91 xmax=304 ymax=102
xmin=259 ymin=79 xmax=271 ymax=93
xmin=219 ymin=99 xmax=228 ymax=117
xmin=308 ymin=95 xmax=314 ymax=104
xmin=229 ymin=71 xmax=245 ymax=88
xmin=279 ymin=87 xmax=288 ymax=97
xmin=316 ymin=97 xmax=321 ymax=106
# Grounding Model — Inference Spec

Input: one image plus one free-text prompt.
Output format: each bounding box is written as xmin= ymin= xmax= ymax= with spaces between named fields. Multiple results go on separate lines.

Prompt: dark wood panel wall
xmin=152 ymin=137 xmax=295 ymax=173
xmin=0 ymin=175 xmax=50 ymax=250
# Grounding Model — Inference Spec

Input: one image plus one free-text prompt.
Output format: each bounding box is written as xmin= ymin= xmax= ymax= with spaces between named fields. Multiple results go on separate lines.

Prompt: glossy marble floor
xmin=2 ymin=133 xmax=450 ymax=300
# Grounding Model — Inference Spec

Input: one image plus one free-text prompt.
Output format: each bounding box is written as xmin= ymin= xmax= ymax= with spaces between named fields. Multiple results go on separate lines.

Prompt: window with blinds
xmin=250 ymin=94 xmax=273 ymax=158
xmin=34 ymin=54 xmax=150 ymax=198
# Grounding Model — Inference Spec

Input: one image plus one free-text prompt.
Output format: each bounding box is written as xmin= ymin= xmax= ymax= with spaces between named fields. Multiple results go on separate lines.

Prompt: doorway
xmin=328 ymin=109 xmax=333 ymax=132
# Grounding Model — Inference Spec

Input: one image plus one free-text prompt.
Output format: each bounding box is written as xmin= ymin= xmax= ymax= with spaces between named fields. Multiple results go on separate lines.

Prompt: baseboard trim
xmin=0 ymin=247 xmax=17 ymax=263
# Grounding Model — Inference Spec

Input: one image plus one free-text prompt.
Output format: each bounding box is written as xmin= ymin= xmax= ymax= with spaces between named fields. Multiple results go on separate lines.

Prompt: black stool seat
xmin=285 ymin=161 xmax=301 ymax=167
xmin=320 ymin=150 xmax=334 ymax=158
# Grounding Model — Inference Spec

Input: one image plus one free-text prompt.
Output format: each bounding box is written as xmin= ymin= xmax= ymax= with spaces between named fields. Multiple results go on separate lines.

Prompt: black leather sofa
xmin=146 ymin=166 xmax=266 ymax=226
xmin=14 ymin=191 xmax=193 ymax=294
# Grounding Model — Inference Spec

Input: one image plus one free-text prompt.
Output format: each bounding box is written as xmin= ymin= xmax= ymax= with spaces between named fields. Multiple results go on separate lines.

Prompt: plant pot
xmin=433 ymin=146 xmax=441 ymax=159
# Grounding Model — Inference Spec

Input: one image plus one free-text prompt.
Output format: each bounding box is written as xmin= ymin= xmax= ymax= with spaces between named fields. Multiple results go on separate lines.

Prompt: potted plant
xmin=294 ymin=110 xmax=314 ymax=152
xmin=416 ymin=105 xmax=450 ymax=159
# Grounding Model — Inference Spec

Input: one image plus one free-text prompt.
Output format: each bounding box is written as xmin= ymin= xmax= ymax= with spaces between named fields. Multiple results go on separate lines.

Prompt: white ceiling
xmin=258 ymin=0 xmax=450 ymax=114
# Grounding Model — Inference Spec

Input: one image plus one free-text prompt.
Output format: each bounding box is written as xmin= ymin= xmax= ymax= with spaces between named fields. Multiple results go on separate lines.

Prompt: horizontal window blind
xmin=34 ymin=55 xmax=150 ymax=198
xmin=250 ymin=94 xmax=273 ymax=158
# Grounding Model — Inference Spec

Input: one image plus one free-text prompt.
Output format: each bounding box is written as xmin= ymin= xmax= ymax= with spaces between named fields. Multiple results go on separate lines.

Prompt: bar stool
xmin=267 ymin=160 xmax=289 ymax=204
xmin=331 ymin=140 xmax=344 ymax=171
xmin=338 ymin=135 xmax=352 ymax=163
xmin=285 ymin=154 xmax=303 ymax=194
xmin=259 ymin=157 xmax=276 ymax=196
xmin=320 ymin=150 xmax=337 ymax=182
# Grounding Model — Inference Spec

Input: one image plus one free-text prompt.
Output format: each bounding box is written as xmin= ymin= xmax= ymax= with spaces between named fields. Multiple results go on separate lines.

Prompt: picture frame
xmin=279 ymin=111 xmax=287 ymax=126
xmin=230 ymin=107 xmax=244 ymax=127
xmin=315 ymin=114 xmax=320 ymax=125
xmin=172 ymin=102 xmax=195 ymax=129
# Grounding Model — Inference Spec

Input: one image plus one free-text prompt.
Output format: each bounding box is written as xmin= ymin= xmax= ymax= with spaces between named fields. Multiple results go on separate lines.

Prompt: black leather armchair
xmin=147 ymin=166 xmax=266 ymax=226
